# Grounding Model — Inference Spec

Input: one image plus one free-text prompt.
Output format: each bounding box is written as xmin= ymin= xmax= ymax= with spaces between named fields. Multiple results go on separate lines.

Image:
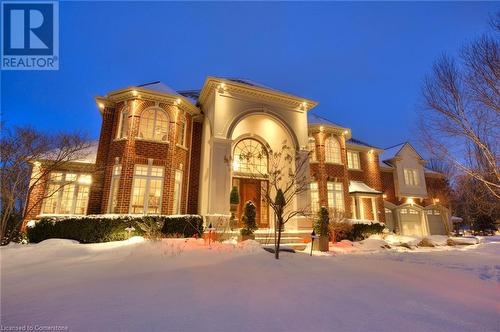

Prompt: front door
xmin=237 ymin=178 xmax=261 ymax=228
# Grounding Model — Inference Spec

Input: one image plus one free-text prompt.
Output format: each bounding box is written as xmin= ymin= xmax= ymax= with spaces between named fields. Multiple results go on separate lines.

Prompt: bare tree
xmin=0 ymin=125 xmax=92 ymax=244
xmin=418 ymin=17 xmax=500 ymax=199
xmin=227 ymin=140 xmax=310 ymax=259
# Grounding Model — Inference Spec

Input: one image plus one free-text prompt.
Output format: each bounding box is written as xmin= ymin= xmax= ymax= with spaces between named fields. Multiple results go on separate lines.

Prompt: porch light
xmin=132 ymin=90 xmax=138 ymax=97
xmin=383 ymin=194 xmax=387 ymax=199
xmin=434 ymin=198 xmax=440 ymax=203
xmin=98 ymin=102 xmax=104 ymax=109
xmin=310 ymin=230 xmax=318 ymax=256
xmin=407 ymin=198 xmax=414 ymax=205
xmin=175 ymin=98 xmax=181 ymax=105
xmin=343 ymin=130 xmax=349 ymax=135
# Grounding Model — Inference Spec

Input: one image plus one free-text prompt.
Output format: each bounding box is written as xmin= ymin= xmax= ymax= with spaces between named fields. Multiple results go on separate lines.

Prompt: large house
xmin=24 ymin=77 xmax=451 ymax=238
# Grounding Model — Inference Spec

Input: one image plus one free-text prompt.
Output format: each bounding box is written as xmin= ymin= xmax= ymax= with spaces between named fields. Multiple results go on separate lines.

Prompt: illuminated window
xmin=41 ymin=171 xmax=91 ymax=215
xmin=327 ymin=182 xmax=344 ymax=212
xmin=308 ymin=137 xmax=317 ymax=162
xmin=138 ymin=108 xmax=169 ymax=142
xmin=173 ymin=170 xmax=183 ymax=214
xmin=130 ymin=164 xmax=164 ymax=214
xmin=325 ymin=136 xmax=341 ymax=164
xmin=404 ymin=168 xmax=419 ymax=186
xmin=108 ymin=165 xmax=122 ymax=213
xmin=310 ymin=182 xmax=319 ymax=213
xmin=116 ymin=108 xmax=129 ymax=139
xmin=232 ymin=139 xmax=268 ymax=175
xmin=347 ymin=150 xmax=361 ymax=169
xmin=409 ymin=209 xmax=418 ymax=214
xmin=177 ymin=116 xmax=187 ymax=147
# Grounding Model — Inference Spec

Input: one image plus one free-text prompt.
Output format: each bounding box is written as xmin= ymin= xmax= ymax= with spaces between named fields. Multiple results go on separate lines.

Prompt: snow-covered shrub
xmin=330 ymin=222 xmax=353 ymax=242
xmin=27 ymin=215 xmax=204 ymax=243
xmin=160 ymin=215 xmax=204 ymax=238
xmin=350 ymin=222 xmax=385 ymax=241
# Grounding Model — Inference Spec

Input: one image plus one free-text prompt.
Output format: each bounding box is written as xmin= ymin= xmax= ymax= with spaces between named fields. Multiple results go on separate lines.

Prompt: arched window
xmin=325 ymin=136 xmax=341 ymax=164
xmin=233 ymin=139 xmax=268 ymax=175
xmin=116 ymin=108 xmax=129 ymax=139
xmin=308 ymin=137 xmax=316 ymax=162
xmin=138 ymin=108 xmax=169 ymax=142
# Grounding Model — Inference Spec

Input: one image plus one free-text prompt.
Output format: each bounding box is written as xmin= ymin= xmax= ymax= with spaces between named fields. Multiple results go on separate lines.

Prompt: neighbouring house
xmin=23 ymin=77 xmax=451 ymax=239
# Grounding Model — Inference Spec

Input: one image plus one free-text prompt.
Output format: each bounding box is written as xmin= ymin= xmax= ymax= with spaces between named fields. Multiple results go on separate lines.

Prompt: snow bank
xmin=450 ymin=237 xmax=480 ymax=245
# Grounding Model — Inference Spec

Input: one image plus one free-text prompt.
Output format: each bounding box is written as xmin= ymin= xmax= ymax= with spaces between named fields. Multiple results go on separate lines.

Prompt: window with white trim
xmin=347 ymin=150 xmax=361 ymax=169
xmin=310 ymin=182 xmax=320 ymax=213
xmin=404 ymin=168 xmax=419 ymax=186
xmin=327 ymin=182 xmax=344 ymax=212
xmin=108 ymin=165 xmax=121 ymax=213
xmin=325 ymin=136 xmax=341 ymax=164
xmin=177 ymin=116 xmax=187 ymax=147
xmin=138 ymin=108 xmax=169 ymax=142
xmin=308 ymin=137 xmax=317 ymax=162
xmin=233 ymin=139 xmax=268 ymax=175
xmin=130 ymin=164 xmax=164 ymax=214
xmin=173 ymin=170 xmax=183 ymax=214
xmin=116 ymin=108 xmax=129 ymax=139
xmin=42 ymin=172 xmax=92 ymax=215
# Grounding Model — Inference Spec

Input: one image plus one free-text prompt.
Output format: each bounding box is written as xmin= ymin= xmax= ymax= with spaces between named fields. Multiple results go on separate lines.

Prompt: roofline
xmin=308 ymin=123 xmax=352 ymax=140
xmin=198 ymin=76 xmax=318 ymax=111
xmin=345 ymin=142 xmax=384 ymax=153
xmin=94 ymin=86 xmax=201 ymax=116
xmin=382 ymin=142 xmax=426 ymax=163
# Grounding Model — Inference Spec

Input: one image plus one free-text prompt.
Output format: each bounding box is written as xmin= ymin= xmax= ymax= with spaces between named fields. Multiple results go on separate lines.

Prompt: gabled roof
xmin=379 ymin=142 xmax=406 ymax=163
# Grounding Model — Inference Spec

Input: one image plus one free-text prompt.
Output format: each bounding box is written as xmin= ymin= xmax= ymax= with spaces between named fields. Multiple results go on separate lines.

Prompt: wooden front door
xmin=237 ymin=178 xmax=261 ymax=228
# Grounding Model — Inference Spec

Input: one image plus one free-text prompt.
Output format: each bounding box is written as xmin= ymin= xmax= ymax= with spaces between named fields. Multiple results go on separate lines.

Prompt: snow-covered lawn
xmin=1 ymin=237 xmax=499 ymax=332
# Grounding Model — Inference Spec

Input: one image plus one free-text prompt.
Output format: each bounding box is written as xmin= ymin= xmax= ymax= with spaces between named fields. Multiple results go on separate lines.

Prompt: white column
xmin=207 ymin=136 xmax=233 ymax=215
xmin=355 ymin=197 xmax=362 ymax=220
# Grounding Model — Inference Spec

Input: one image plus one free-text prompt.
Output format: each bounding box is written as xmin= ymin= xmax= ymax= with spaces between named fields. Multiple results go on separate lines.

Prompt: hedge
xmin=351 ymin=222 xmax=385 ymax=241
xmin=27 ymin=215 xmax=204 ymax=244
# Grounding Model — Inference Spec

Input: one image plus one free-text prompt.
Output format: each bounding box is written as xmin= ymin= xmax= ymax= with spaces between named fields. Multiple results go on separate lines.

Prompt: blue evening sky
xmin=2 ymin=1 xmax=498 ymax=149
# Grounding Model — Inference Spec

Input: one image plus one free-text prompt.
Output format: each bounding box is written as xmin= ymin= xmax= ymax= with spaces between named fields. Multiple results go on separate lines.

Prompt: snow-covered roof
xmin=349 ymin=181 xmax=382 ymax=195
xmin=346 ymin=138 xmax=380 ymax=150
xmin=36 ymin=141 xmax=98 ymax=164
xmin=307 ymin=113 xmax=345 ymax=127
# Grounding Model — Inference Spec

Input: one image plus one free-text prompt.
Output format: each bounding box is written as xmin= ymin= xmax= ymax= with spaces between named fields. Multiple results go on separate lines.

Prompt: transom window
xmin=325 ymin=136 xmax=341 ymax=164
xmin=308 ymin=137 xmax=317 ymax=162
xmin=130 ymin=164 xmax=164 ymax=214
xmin=327 ymin=182 xmax=344 ymax=212
xmin=404 ymin=168 xmax=419 ymax=186
xmin=347 ymin=150 xmax=361 ymax=169
xmin=232 ymin=139 xmax=268 ymax=175
xmin=42 ymin=172 xmax=92 ymax=215
xmin=138 ymin=108 xmax=169 ymax=142
xmin=310 ymin=182 xmax=320 ymax=213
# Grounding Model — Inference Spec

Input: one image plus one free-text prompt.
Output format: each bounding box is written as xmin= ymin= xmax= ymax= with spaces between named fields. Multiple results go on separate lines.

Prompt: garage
xmin=398 ymin=207 xmax=423 ymax=236
xmin=426 ymin=209 xmax=447 ymax=235
xmin=385 ymin=208 xmax=395 ymax=232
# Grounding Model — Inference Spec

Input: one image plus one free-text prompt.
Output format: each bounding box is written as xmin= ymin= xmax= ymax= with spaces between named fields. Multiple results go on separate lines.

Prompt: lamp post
xmin=310 ymin=230 xmax=318 ymax=256
xmin=125 ymin=226 xmax=135 ymax=239
xmin=206 ymin=223 xmax=216 ymax=247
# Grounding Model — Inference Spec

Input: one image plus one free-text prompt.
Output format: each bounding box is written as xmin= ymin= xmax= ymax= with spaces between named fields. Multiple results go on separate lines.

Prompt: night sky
xmin=2 ymin=1 xmax=497 ymax=149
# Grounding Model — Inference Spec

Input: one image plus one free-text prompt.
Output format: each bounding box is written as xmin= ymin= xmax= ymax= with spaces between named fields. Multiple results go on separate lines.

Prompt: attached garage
xmin=384 ymin=208 xmax=395 ymax=232
xmin=426 ymin=209 xmax=447 ymax=235
xmin=398 ymin=207 xmax=424 ymax=236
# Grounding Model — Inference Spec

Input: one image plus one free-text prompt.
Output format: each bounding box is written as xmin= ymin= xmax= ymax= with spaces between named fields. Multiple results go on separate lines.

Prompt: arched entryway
xmin=232 ymin=138 xmax=270 ymax=228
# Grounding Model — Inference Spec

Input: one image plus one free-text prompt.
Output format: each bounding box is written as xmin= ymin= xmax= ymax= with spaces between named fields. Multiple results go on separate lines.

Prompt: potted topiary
xmin=240 ymin=200 xmax=257 ymax=241
xmin=229 ymin=186 xmax=240 ymax=230
xmin=313 ymin=206 xmax=330 ymax=252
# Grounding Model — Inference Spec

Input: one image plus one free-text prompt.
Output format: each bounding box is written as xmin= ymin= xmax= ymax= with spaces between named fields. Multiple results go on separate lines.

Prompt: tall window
xmin=108 ymin=165 xmax=121 ymax=213
xmin=310 ymin=182 xmax=320 ymax=213
xmin=116 ymin=108 xmax=129 ymax=139
xmin=232 ymin=139 xmax=268 ymax=175
xmin=172 ymin=170 xmax=183 ymax=214
xmin=308 ymin=137 xmax=317 ymax=162
xmin=130 ymin=164 xmax=164 ymax=214
xmin=404 ymin=168 xmax=419 ymax=186
xmin=325 ymin=136 xmax=341 ymax=164
xmin=177 ymin=116 xmax=187 ymax=147
xmin=42 ymin=172 xmax=91 ymax=215
xmin=347 ymin=150 xmax=361 ymax=169
xmin=327 ymin=182 xmax=344 ymax=212
xmin=138 ymin=108 xmax=169 ymax=142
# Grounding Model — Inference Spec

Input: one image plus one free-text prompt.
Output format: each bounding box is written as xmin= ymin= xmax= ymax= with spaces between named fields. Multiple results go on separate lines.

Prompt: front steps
xmin=214 ymin=229 xmax=312 ymax=251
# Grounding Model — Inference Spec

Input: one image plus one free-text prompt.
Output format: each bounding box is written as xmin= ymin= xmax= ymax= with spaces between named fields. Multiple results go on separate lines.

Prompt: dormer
xmin=380 ymin=142 xmax=428 ymax=199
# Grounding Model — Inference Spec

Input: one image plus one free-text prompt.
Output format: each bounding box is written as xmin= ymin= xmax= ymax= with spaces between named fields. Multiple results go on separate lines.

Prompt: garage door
xmin=399 ymin=208 xmax=423 ymax=236
xmin=426 ymin=209 xmax=446 ymax=235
